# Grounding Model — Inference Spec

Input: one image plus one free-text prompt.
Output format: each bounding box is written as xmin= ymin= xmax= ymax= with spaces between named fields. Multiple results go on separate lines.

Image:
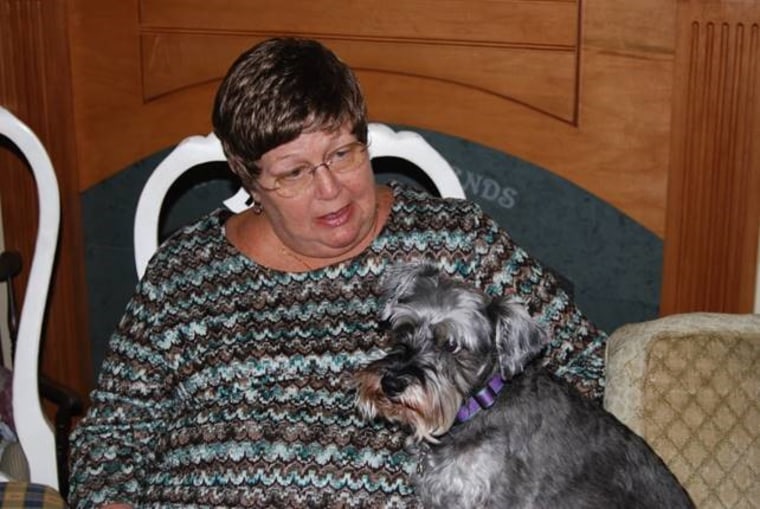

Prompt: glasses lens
xmin=271 ymin=142 xmax=368 ymax=198
xmin=272 ymin=164 xmax=312 ymax=197
xmin=275 ymin=179 xmax=306 ymax=198
xmin=331 ymin=142 xmax=367 ymax=173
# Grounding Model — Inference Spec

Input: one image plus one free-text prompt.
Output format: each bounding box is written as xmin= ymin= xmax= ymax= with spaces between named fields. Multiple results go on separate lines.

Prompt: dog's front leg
xmin=416 ymin=440 xmax=506 ymax=509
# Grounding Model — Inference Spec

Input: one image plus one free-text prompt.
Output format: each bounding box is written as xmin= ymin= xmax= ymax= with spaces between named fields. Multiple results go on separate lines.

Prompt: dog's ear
xmin=379 ymin=262 xmax=440 ymax=320
xmin=487 ymin=297 xmax=550 ymax=379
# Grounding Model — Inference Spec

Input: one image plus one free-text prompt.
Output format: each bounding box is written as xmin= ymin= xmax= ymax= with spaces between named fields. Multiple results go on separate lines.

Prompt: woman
xmin=69 ymin=37 xmax=606 ymax=508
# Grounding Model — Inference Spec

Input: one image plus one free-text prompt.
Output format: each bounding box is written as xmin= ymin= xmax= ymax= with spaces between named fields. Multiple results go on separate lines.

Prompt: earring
xmin=251 ymin=199 xmax=263 ymax=214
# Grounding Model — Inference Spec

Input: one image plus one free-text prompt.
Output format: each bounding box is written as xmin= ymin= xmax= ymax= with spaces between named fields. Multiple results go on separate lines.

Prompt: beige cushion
xmin=604 ymin=312 xmax=760 ymax=509
xmin=0 ymin=440 xmax=29 ymax=481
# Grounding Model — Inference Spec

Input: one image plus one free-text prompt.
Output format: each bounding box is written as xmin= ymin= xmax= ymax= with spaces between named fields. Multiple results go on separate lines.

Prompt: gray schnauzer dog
xmin=355 ymin=263 xmax=694 ymax=508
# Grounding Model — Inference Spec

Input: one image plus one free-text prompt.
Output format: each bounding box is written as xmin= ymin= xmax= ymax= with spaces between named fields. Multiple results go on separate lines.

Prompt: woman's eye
xmin=280 ymin=165 xmax=310 ymax=181
xmin=330 ymin=144 xmax=357 ymax=163
xmin=332 ymin=147 xmax=350 ymax=159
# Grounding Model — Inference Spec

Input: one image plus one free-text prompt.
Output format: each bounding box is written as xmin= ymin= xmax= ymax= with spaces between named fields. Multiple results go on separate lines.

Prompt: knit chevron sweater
xmin=69 ymin=182 xmax=606 ymax=508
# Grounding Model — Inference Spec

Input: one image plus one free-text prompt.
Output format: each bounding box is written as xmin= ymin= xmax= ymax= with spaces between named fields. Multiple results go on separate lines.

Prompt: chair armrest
xmin=604 ymin=312 xmax=760 ymax=508
xmin=39 ymin=374 xmax=84 ymax=499
xmin=39 ymin=375 xmax=84 ymax=416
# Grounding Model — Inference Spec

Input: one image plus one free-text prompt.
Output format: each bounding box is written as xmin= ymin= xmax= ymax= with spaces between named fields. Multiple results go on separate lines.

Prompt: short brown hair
xmin=212 ymin=37 xmax=368 ymax=190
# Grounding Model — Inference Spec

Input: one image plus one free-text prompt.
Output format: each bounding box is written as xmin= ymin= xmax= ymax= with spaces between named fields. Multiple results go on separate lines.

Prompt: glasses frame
xmin=256 ymin=141 xmax=369 ymax=198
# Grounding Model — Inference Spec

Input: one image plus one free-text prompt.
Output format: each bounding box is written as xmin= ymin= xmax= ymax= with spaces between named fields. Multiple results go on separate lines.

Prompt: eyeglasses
xmin=257 ymin=141 xmax=369 ymax=198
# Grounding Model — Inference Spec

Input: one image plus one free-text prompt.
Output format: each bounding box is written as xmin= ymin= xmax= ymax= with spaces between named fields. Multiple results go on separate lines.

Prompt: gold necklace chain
xmin=279 ymin=246 xmax=313 ymax=271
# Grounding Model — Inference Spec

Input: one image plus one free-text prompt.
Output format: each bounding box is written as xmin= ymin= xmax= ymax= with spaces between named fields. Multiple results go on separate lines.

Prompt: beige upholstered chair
xmin=604 ymin=312 xmax=760 ymax=509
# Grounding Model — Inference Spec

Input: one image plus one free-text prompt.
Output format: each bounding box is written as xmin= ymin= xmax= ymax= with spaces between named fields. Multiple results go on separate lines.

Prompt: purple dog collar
xmin=455 ymin=374 xmax=506 ymax=424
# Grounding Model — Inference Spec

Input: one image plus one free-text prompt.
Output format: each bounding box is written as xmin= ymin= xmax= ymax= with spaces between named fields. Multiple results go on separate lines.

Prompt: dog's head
xmin=354 ymin=262 xmax=549 ymax=442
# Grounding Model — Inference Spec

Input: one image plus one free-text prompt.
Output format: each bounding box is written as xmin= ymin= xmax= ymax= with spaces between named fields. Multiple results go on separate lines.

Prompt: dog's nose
xmin=381 ymin=375 xmax=407 ymax=397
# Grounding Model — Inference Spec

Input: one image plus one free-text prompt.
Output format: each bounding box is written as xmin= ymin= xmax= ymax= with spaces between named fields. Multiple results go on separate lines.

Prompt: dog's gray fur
xmin=355 ymin=262 xmax=694 ymax=508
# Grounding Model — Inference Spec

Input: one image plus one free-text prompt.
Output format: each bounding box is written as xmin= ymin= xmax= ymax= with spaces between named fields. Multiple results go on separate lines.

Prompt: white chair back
xmin=0 ymin=107 xmax=60 ymax=489
xmin=134 ymin=122 xmax=465 ymax=279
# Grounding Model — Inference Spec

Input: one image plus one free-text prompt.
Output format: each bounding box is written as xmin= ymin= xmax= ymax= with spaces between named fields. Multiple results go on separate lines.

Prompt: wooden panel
xmin=139 ymin=0 xmax=578 ymax=47
xmin=354 ymin=0 xmax=676 ymax=236
xmin=71 ymin=0 xmax=585 ymax=195
xmin=142 ymin=34 xmax=577 ymax=121
xmin=0 ymin=0 xmax=92 ymax=400
xmin=661 ymin=1 xmax=760 ymax=314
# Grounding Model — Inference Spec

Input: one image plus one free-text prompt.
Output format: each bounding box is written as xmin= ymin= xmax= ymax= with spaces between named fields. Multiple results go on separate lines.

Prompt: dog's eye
xmin=392 ymin=324 xmax=414 ymax=342
xmin=445 ymin=337 xmax=461 ymax=354
xmin=433 ymin=323 xmax=461 ymax=354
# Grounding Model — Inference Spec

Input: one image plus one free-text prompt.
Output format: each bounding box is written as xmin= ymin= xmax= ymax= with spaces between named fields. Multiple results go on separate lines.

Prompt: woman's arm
xmin=474 ymin=212 xmax=608 ymax=400
xmin=69 ymin=286 xmax=170 ymax=508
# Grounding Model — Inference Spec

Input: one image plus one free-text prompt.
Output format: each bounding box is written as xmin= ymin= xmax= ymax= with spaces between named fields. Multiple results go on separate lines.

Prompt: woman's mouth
xmin=318 ymin=204 xmax=352 ymax=227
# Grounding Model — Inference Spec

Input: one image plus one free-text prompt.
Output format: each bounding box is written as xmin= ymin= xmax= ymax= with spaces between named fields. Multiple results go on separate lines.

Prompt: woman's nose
xmin=312 ymin=164 xmax=341 ymax=197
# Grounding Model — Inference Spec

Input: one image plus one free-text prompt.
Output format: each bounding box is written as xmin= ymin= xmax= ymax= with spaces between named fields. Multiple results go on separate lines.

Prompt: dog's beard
xmin=354 ymin=368 xmax=462 ymax=443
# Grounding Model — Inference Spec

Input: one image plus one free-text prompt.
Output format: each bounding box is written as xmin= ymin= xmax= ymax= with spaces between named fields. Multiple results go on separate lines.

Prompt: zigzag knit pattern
xmin=69 ymin=182 xmax=606 ymax=508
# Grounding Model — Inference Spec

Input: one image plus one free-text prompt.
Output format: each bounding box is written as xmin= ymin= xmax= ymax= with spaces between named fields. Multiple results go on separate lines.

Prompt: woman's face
xmin=253 ymin=124 xmax=377 ymax=258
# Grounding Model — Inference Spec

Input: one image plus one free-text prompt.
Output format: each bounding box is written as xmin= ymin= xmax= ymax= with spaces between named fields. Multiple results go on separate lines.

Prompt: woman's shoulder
xmin=389 ymin=181 xmax=481 ymax=214
xmin=388 ymin=181 xmax=496 ymax=231
xmin=141 ymin=208 xmax=235 ymax=278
